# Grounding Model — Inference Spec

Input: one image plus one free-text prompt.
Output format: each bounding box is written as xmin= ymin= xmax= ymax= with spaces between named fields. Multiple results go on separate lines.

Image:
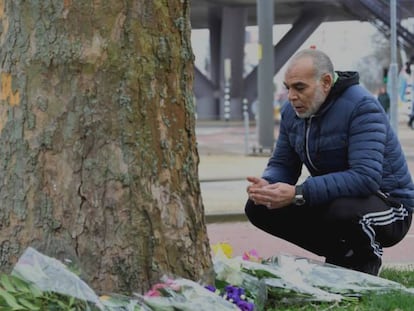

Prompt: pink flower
xmin=152 ymin=283 xmax=168 ymax=290
xmin=144 ymin=283 xmax=167 ymax=297
xmin=242 ymin=249 xmax=262 ymax=262
xmin=145 ymin=289 xmax=161 ymax=297
xmin=144 ymin=280 xmax=181 ymax=297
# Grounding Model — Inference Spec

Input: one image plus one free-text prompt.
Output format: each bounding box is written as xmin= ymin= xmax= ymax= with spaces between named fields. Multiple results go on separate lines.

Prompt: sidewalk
xmin=197 ymin=117 xmax=414 ymax=267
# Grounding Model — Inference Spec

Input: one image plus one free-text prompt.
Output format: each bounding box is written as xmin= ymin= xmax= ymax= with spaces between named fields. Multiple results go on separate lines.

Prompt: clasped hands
xmin=246 ymin=176 xmax=295 ymax=209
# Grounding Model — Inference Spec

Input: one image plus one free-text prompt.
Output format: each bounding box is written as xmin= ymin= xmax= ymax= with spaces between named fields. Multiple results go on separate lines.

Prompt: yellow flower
xmin=211 ymin=242 xmax=233 ymax=258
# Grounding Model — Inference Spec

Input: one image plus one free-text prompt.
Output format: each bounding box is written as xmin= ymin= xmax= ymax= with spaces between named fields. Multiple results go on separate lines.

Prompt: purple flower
xmin=204 ymin=285 xmax=217 ymax=293
xmin=224 ymin=285 xmax=240 ymax=296
xmin=237 ymin=300 xmax=255 ymax=311
xmin=205 ymin=284 xmax=256 ymax=311
xmin=225 ymin=285 xmax=250 ymax=305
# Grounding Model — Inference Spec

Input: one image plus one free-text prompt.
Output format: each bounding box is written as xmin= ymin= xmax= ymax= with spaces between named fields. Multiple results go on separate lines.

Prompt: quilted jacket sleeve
xmin=262 ymin=108 xmax=303 ymax=185
xmin=303 ymin=94 xmax=387 ymax=206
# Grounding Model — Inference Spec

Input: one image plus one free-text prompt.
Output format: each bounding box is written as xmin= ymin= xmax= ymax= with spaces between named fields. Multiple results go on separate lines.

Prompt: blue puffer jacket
xmin=262 ymin=71 xmax=414 ymax=211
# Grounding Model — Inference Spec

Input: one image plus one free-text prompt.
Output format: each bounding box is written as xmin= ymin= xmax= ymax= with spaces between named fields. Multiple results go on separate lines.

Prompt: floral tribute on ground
xmin=0 ymin=245 xmax=413 ymax=310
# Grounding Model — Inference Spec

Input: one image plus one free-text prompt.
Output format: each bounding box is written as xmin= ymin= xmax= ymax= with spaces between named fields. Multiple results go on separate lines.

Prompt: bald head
xmin=288 ymin=49 xmax=335 ymax=81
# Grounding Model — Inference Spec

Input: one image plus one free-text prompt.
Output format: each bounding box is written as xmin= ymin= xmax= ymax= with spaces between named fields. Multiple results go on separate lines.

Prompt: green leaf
xmin=10 ymin=277 xmax=32 ymax=294
xmin=1 ymin=274 xmax=17 ymax=293
xmin=17 ymin=297 xmax=40 ymax=310
xmin=0 ymin=288 xmax=24 ymax=309
xmin=57 ymin=299 xmax=72 ymax=310
xmin=27 ymin=283 xmax=43 ymax=298
xmin=241 ymin=267 xmax=281 ymax=279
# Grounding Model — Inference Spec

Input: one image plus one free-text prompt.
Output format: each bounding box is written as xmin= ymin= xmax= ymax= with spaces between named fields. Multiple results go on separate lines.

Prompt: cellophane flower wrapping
xmin=265 ymin=254 xmax=414 ymax=297
xmin=11 ymin=247 xmax=151 ymax=310
xmin=212 ymin=246 xmax=267 ymax=310
xmin=11 ymin=247 xmax=104 ymax=309
xmin=239 ymin=255 xmax=344 ymax=303
xmin=137 ymin=274 xmax=239 ymax=311
xmin=223 ymin=252 xmax=414 ymax=304
xmin=9 ymin=245 xmax=414 ymax=310
xmin=99 ymin=293 xmax=152 ymax=310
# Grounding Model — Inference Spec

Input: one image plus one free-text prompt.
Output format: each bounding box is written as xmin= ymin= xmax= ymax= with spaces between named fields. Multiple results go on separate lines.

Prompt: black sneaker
xmin=326 ymin=252 xmax=382 ymax=276
xmin=325 ymin=249 xmax=354 ymax=269
xmin=352 ymin=257 xmax=382 ymax=276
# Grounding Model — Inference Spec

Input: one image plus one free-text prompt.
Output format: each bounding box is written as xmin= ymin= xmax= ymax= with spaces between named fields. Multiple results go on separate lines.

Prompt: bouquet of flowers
xmin=212 ymin=245 xmax=267 ymax=310
xmin=7 ymin=246 xmax=259 ymax=310
xmin=10 ymin=247 xmax=150 ymax=311
xmin=11 ymin=247 xmax=104 ymax=309
xmin=138 ymin=275 xmax=240 ymax=311
xmin=205 ymin=281 xmax=256 ymax=310
xmin=238 ymin=254 xmax=345 ymax=303
xmin=213 ymin=244 xmax=414 ymax=305
xmin=6 ymin=245 xmax=414 ymax=310
xmin=213 ymin=249 xmax=343 ymax=305
xmin=265 ymin=254 xmax=414 ymax=297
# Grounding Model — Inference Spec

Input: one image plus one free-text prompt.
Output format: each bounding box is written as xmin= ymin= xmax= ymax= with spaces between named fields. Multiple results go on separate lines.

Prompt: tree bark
xmin=0 ymin=0 xmax=212 ymax=294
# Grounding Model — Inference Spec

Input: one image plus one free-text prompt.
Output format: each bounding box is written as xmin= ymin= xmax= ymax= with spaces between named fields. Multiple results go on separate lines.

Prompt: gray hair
xmin=290 ymin=49 xmax=334 ymax=80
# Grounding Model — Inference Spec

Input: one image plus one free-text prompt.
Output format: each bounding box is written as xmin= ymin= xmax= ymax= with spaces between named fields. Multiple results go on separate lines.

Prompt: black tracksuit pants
xmin=245 ymin=193 xmax=412 ymax=265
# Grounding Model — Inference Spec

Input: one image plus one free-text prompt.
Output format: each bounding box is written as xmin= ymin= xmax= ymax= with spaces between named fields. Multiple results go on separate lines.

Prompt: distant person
xmin=377 ymin=86 xmax=390 ymax=115
xmin=245 ymin=49 xmax=414 ymax=276
xmin=400 ymin=58 xmax=414 ymax=128
xmin=250 ymin=99 xmax=258 ymax=121
xmin=409 ymin=112 xmax=414 ymax=129
xmin=399 ymin=61 xmax=412 ymax=103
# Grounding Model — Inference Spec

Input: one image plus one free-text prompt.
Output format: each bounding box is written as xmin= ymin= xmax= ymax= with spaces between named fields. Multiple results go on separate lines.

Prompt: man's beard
xmin=297 ymin=85 xmax=326 ymax=119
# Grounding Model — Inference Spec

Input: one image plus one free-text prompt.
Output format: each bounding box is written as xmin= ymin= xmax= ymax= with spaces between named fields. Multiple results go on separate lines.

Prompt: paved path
xmin=197 ymin=116 xmax=414 ymax=268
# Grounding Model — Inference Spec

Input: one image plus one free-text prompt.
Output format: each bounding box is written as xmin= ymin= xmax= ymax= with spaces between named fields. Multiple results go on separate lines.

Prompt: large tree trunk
xmin=0 ymin=0 xmax=212 ymax=294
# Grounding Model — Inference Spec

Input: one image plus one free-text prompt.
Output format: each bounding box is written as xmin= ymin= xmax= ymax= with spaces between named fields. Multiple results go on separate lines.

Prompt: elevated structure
xmin=191 ymin=0 xmax=414 ymax=121
xmin=192 ymin=0 xmax=361 ymax=28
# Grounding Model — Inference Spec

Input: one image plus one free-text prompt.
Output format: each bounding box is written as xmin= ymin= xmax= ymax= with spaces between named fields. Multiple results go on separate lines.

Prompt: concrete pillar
xmin=257 ymin=0 xmax=274 ymax=149
xmin=194 ymin=67 xmax=219 ymax=120
xmin=219 ymin=7 xmax=247 ymax=120
xmin=196 ymin=97 xmax=219 ymax=120
xmin=208 ymin=7 xmax=222 ymax=86
xmin=389 ymin=0 xmax=398 ymax=134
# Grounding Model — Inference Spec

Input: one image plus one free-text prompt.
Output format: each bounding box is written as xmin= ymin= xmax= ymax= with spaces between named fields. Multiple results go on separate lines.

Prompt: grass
xmin=265 ymin=267 xmax=414 ymax=310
